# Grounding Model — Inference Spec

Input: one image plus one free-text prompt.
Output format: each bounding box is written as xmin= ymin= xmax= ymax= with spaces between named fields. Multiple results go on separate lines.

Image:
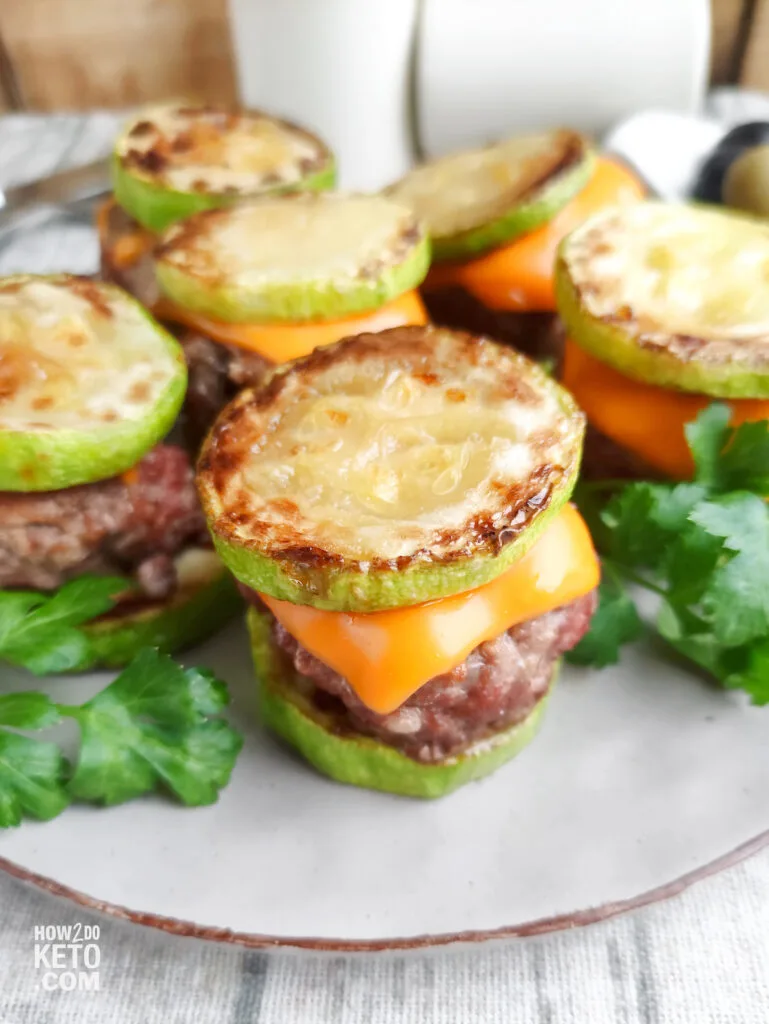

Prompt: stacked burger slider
xmin=198 ymin=325 xmax=599 ymax=797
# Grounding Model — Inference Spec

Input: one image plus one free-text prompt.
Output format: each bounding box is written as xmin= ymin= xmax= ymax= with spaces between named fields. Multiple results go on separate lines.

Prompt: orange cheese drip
xmin=562 ymin=339 xmax=769 ymax=479
xmin=424 ymin=157 xmax=646 ymax=313
xmin=154 ymin=290 xmax=429 ymax=363
xmin=96 ymin=198 xmax=155 ymax=268
xmin=260 ymin=505 xmax=599 ymax=715
xmin=120 ymin=467 xmax=140 ymax=487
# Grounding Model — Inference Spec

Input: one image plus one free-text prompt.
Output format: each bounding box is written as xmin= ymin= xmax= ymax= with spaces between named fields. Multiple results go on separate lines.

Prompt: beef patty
xmin=178 ymin=331 xmax=271 ymax=446
xmin=423 ymin=286 xmax=565 ymax=369
xmin=266 ymin=590 xmax=597 ymax=763
xmin=0 ymin=445 xmax=208 ymax=598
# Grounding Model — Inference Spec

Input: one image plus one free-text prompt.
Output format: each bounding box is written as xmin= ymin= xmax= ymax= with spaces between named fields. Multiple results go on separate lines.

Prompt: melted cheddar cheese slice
xmin=563 ymin=339 xmax=769 ymax=478
xmin=260 ymin=505 xmax=599 ymax=715
xmin=155 ymin=290 xmax=428 ymax=363
xmin=424 ymin=157 xmax=646 ymax=312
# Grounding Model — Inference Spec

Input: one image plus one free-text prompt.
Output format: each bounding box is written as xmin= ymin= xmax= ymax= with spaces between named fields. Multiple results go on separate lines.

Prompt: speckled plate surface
xmin=1 ymin=619 xmax=767 ymax=951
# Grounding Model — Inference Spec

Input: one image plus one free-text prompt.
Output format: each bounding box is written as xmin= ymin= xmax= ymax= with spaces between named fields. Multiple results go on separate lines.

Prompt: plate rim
xmin=1 ymin=828 xmax=767 ymax=952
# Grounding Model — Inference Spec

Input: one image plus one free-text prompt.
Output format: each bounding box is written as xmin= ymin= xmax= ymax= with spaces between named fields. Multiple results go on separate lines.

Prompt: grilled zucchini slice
xmin=80 ymin=550 xmax=241 ymax=670
xmin=155 ymin=193 xmax=430 ymax=324
xmin=113 ymin=103 xmax=336 ymax=232
xmin=197 ymin=325 xmax=585 ymax=612
xmin=556 ymin=200 xmax=769 ymax=398
xmin=248 ymin=604 xmax=553 ymax=798
xmin=385 ymin=129 xmax=593 ymax=262
xmin=0 ymin=275 xmax=186 ymax=491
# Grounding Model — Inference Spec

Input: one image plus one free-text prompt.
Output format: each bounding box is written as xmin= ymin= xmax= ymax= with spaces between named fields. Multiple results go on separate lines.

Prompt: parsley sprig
xmin=0 ymin=649 xmax=242 ymax=828
xmin=0 ymin=576 xmax=127 ymax=674
xmin=0 ymin=576 xmax=243 ymax=827
xmin=569 ymin=404 xmax=769 ymax=703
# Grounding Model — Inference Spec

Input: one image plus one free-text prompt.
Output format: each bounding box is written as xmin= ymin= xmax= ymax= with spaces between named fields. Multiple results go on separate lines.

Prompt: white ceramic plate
xmin=2 ymin=620 xmax=768 ymax=951
xmin=0 ymin=198 xmax=767 ymax=951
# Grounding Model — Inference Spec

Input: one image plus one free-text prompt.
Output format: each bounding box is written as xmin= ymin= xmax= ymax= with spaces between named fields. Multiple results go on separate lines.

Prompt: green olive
xmin=722 ymin=144 xmax=769 ymax=217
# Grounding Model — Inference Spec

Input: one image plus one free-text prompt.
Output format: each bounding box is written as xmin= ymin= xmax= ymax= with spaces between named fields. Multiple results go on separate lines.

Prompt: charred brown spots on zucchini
xmin=127 ymin=149 xmax=166 ymax=176
xmin=66 ymin=277 xmax=116 ymax=320
xmin=169 ymin=134 xmax=194 ymax=155
xmin=197 ymin=325 xmax=584 ymax=609
xmin=509 ymin=130 xmax=587 ymax=205
xmin=116 ymin=105 xmax=333 ymax=193
xmin=127 ymin=119 xmax=154 ymax=139
xmin=556 ymin=202 xmax=769 ymax=395
xmin=154 ymin=208 xmax=225 ymax=264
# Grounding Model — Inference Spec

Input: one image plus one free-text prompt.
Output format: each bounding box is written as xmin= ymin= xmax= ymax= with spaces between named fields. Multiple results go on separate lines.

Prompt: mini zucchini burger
xmin=386 ymin=130 xmax=644 ymax=365
xmin=556 ymin=201 xmax=769 ymax=480
xmin=197 ymin=325 xmax=599 ymax=797
xmin=98 ymin=102 xmax=336 ymax=436
xmin=152 ymin=192 xmax=431 ymax=441
xmin=0 ymin=274 xmax=239 ymax=670
xmin=99 ymin=101 xmax=335 ymax=298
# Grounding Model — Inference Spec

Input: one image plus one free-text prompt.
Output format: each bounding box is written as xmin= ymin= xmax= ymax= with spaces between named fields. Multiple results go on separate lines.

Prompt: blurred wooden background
xmin=0 ymin=0 xmax=768 ymax=112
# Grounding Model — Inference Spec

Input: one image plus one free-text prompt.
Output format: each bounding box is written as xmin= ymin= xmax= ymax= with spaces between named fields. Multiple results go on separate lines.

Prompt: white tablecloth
xmin=0 ymin=109 xmax=768 ymax=1024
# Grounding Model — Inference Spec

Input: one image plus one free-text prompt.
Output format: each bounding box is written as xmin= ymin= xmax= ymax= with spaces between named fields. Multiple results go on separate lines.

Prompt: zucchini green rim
xmin=79 ymin=563 xmax=241 ymax=671
xmin=385 ymin=130 xmax=594 ymax=262
xmin=154 ymin=193 xmax=430 ymax=324
xmin=0 ymin=274 xmax=187 ymax=492
xmin=198 ymin=326 xmax=585 ymax=612
xmin=555 ymin=201 xmax=769 ymax=398
xmin=249 ymin=605 xmax=553 ymax=799
xmin=113 ymin=104 xmax=336 ymax=232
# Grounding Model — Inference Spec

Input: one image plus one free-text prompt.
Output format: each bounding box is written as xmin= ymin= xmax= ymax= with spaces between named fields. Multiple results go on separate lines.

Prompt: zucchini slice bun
xmin=556 ymin=200 xmax=769 ymax=479
xmin=386 ymin=129 xmax=644 ymax=366
xmin=198 ymin=325 xmax=599 ymax=797
xmin=113 ymin=102 xmax=336 ymax=233
xmin=101 ymin=102 xmax=336 ymax=298
xmin=153 ymin=192 xmax=430 ymax=441
xmin=0 ymin=275 xmax=239 ymax=671
xmin=104 ymin=183 xmax=431 ymax=444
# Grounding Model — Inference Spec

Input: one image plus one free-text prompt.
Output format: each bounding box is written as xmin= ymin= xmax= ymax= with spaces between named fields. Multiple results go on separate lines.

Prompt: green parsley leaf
xmin=687 ymin=403 xmax=769 ymax=493
xmin=580 ymin=404 xmax=769 ymax=701
xmin=0 ymin=577 xmax=127 ymax=674
xmin=0 ymin=693 xmax=61 ymax=730
xmin=726 ymin=639 xmax=769 ymax=705
xmin=662 ymin=528 xmax=723 ymax=606
xmin=566 ymin=580 xmax=644 ymax=668
xmin=0 ymin=732 xmax=70 ymax=828
xmin=0 ymin=687 xmax=69 ymax=827
xmin=601 ymin=484 xmax=662 ymax=566
xmin=685 ymin=402 xmax=731 ymax=486
xmin=0 ymin=694 xmax=68 ymax=827
xmin=656 ymin=600 xmax=728 ymax=679
xmin=717 ymin=420 xmax=769 ymax=494
xmin=601 ymin=481 xmax=708 ymax=570
xmin=65 ymin=648 xmax=242 ymax=807
xmin=691 ymin=494 xmax=769 ymax=647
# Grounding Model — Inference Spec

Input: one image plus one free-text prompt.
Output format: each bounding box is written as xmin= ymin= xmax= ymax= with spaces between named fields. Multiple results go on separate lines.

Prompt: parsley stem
xmin=601 ymin=558 xmax=668 ymax=599
xmin=53 ymin=705 xmax=82 ymax=718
